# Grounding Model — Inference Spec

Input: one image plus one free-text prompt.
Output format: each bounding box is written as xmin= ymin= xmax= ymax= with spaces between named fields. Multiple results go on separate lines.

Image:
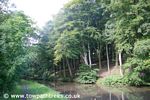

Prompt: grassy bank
xmin=96 ymin=75 xmax=150 ymax=87
xmin=7 ymin=80 xmax=67 ymax=100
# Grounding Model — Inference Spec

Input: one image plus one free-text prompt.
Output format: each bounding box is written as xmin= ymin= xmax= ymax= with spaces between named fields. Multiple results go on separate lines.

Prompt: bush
xmin=98 ymin=74 xmax=144 ymax=87
xmin=122 ymin=73 xmax=144 ymax=86
xmin=75 ymin=64 xmax=99 ymax=84
xmin=98 ymin=75 xmax=123 ymax=86
xmin=123 ymin=56 xmax=150 ymax=86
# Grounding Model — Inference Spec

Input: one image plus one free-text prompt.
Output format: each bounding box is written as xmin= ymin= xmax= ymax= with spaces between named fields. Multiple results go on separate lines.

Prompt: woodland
xmin=0 ymin=0 xmax=150 ymax=98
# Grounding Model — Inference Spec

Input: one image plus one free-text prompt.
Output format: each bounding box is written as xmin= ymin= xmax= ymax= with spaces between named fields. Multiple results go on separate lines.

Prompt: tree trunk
xmin=97 ymin=43 xmax=102 ymax=69
xmin=109 ymin=92 xmax=112 ymax=100
xmin=88 ymin=43 xmax=92 ymax=68
xmin=106 ymin=44 xmax=110 ymax=74
xmin=115 ymin=52 xmax=118 ymax=67
xmin=70 ymin=59 xmax=74 ymax=70
xmin=119 ymin=52 xmax=123 ymax=76
xmin=82 ymin=44 xmax=88 ymax=65
xmin=121 ymin=92 xmax=125 ymax=100
xmin=82 ymin=52 xmax=88 ymax=65
xmin=98 ymin=49 xmax=102 ymax=69
xmin=62 ymin=59 xmax=66 ymax=78
xmin=66 ymin=58 xmax=73 ymax=78
xmin=73 ymin=59 xmax=76 ymax=70
xmin=111 ymin=44 xmax=115 ymax=63
xmin=59 ymin=64 xmax=62 ymax=75
xmin=54 ymin=64 xmax=56 ymax=88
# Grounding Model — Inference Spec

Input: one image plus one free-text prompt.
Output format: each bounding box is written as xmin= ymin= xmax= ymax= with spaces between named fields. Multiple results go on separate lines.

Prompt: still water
xmin=52 ymin=82 xmax=150 ymax=100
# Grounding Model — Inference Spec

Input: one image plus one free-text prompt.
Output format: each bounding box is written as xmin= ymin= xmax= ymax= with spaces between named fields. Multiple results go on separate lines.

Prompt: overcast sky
xmin=11 ymin=0 xmax=69 ymax=28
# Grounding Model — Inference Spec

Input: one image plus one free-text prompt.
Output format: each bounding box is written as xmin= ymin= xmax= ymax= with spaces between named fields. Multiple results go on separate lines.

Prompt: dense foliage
xmin=24 ymin=0 xmax=150 ymax=86
xmin=0 ymin=0 xmax=36 ymax=92
xmin=98 ymin=39 xmax=150 ymax=86
xmin=1 ymin=0 xmax=150 ymax=94
xmin=47 ymin=0 xmax=150 ymax=85
xmin=98 ymin=75 xmax=144 ymax=87
xmin=75 ymin=64 xmax=99 ymax=84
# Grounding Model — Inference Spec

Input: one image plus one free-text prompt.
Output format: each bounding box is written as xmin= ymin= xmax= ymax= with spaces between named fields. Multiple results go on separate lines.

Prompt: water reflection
xmin=52 ymin=82 xmax=150 ymax=100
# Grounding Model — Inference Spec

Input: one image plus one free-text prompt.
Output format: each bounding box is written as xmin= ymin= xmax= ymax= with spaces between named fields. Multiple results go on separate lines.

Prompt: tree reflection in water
xmin=46 ymin=82 xmax=150 ymax=100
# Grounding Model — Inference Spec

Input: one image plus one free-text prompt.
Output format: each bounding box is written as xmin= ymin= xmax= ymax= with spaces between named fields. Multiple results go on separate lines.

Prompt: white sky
xmin=11 ymin=0 xmax=69 ymax=28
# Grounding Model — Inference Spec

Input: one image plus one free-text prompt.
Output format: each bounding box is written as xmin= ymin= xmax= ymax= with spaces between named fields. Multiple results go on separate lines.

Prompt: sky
xmin=11 ymin=0 xmax=69 ymax=28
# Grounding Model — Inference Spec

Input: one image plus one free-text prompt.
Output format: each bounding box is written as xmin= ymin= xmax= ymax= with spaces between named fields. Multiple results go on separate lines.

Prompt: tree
xmin=40 ymin=0 xmax=150 ymax=85
xmin=0 ymin=11 xmax=35 ymax=91
xmin=54 ymin=30 xmax=80 ymax=77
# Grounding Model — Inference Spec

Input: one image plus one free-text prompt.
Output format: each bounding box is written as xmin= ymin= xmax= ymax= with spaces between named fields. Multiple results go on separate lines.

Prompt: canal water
xmin=52 ymin=82 xmax=150 ymax=100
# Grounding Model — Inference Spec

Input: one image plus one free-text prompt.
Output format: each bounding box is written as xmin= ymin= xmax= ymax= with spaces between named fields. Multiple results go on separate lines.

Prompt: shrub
xmin=98 ymin=74 xmax=144 ymax=86
xmin=98 ymin=75 xmax=123 ymax=86
xmin=75 ymin=64 xmax=99 ymax=84
xmin=122 ymin=73 xmax=144 ymax=86
xmin=123 ymin=56 xmax=150 ymax=86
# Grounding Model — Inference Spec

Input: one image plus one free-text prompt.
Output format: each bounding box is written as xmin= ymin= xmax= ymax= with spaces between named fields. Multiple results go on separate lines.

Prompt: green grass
xmin=8 ymin=80 xmax=67 ymax=100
